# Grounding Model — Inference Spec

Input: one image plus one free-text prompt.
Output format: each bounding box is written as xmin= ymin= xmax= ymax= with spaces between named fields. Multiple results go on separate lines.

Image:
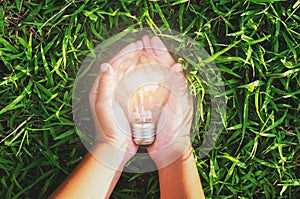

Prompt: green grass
xmin=0 ymin=0 xmax=299 ymax=198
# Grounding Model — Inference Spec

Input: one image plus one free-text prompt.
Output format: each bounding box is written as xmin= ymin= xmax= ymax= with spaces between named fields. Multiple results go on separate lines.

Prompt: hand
xmin=142 ymin=36 xmax=194 ymax=168
xmin=89 ymin=42 xmax=146 ymax=165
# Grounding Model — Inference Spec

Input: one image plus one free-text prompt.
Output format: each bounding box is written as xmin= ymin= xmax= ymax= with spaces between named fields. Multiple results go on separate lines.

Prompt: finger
xmin=171 ymin=63 xmax=187 ymax=88
xmin=118 ymin=40 xmax=142 ymax=74
xmin=135 ymin=40 xmax=143 ymax=52
xmin=142 ymin=35 xmax=154 ymax=54
xmin=171 ymin=73 xmax=188 ymax=97
xmin=150 ymin=36 xmax=175 ymax=66
xmin=114 ymin=39 xmax=142 ymax=77
xmin=171 ymin=63 xmax=183 ymax=73
xmin=169 ymin=63 xmax=191 ymax=109
xmin=89 ymin=74 xmax=100 ymax=105
xmin=96 ymin=63 xmax=115 ymax=104
xmin=89 ymin=65 xmax=105 ymax=113
xmin=170 ymin=63 xmax=187 ymax=93
xmin=110 ymin=42 xmax=137 ymax=67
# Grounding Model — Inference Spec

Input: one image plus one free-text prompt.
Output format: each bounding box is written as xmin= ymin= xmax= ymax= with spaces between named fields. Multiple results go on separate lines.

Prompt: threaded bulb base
xmin=132 ymin=123 xmax=156 ymax=146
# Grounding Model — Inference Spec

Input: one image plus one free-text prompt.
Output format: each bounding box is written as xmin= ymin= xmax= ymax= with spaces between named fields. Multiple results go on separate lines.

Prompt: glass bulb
xmin=115 ymin=65 xmax=171 ymax=146
xmin=129 ymin=84 xmax=168 ymax=145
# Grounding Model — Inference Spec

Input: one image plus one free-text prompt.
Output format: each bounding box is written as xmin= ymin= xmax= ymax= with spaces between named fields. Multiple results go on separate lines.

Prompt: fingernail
xmin=173 ymin=63 xmax=183 ymax=72
xmin=101 ymin=63 xmax=111 ymax=72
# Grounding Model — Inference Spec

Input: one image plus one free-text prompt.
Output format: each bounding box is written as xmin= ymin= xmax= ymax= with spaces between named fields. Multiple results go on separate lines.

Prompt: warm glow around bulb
xmin=114 ymin=46 xmax=173 ymax=129
xmin=128 ymin=83 xmax=170 ymax=123
xmin=114 ymin=64 xmax=171 ymax=126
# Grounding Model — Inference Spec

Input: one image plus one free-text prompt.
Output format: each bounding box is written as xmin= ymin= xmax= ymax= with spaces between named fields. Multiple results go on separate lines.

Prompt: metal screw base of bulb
xmin=132 ymin=123 xmax=156 ymax=146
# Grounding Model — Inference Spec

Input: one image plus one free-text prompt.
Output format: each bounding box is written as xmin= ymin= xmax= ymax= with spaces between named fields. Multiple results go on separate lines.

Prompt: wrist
xmin=148 ymin=138 xmax=192 ymax=169
xmin=157 ymin=148 xmax=193 ymax=174
xmin=90 ymin=142 xmax=134 ymax=170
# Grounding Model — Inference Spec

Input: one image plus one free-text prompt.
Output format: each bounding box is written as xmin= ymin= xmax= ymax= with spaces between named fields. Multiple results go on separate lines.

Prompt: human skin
xmin=141 ymin=35 xmax=205 ymax=199
xmin=49 ymin=41 xmax=141 ymax=199
xmin=49 ymin=35 xmax=205 ymax=199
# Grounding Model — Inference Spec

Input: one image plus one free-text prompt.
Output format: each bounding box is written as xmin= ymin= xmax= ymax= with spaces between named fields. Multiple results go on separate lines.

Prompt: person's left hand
xmin=89 ymin=42 xmax=144 ymax=164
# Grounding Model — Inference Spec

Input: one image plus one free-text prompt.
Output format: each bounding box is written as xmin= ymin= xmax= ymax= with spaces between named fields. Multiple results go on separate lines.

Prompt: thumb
xmin=170 ymin=63 xmax=189 ymax=98
xmin=96 ymin=63 xmax=116 ymax=107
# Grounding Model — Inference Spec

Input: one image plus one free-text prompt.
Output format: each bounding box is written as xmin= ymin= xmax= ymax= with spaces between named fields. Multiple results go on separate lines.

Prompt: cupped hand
xmin=89 ymin=42 xmax=145 ymax=161
xmin=142 ymin=36 xmax=194 ymax=168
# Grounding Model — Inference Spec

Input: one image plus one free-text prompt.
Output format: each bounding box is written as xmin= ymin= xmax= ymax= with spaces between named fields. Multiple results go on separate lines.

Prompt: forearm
xmin=49 ymin=144 xmax=125 ymax=199
xmin=158 ymin=149 xmax=205 ymax=199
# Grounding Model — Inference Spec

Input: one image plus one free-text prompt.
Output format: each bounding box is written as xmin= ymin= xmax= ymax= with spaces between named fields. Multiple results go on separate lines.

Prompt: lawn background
xmin=0 ymin=0 xmax=299 ymax=198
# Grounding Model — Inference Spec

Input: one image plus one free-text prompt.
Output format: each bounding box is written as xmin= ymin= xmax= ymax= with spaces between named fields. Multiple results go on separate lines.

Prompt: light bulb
xmin=115 ymin=64 xmax=171 ymax=146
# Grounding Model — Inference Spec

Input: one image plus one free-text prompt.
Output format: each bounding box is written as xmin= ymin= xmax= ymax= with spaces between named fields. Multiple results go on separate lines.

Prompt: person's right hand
xmin=142 ymin=36 xmax=194 ymax=169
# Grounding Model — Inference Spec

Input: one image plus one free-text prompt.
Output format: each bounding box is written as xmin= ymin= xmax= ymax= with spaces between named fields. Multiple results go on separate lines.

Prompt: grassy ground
xmin=0 ymin=0 xmax=299 ymax=198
